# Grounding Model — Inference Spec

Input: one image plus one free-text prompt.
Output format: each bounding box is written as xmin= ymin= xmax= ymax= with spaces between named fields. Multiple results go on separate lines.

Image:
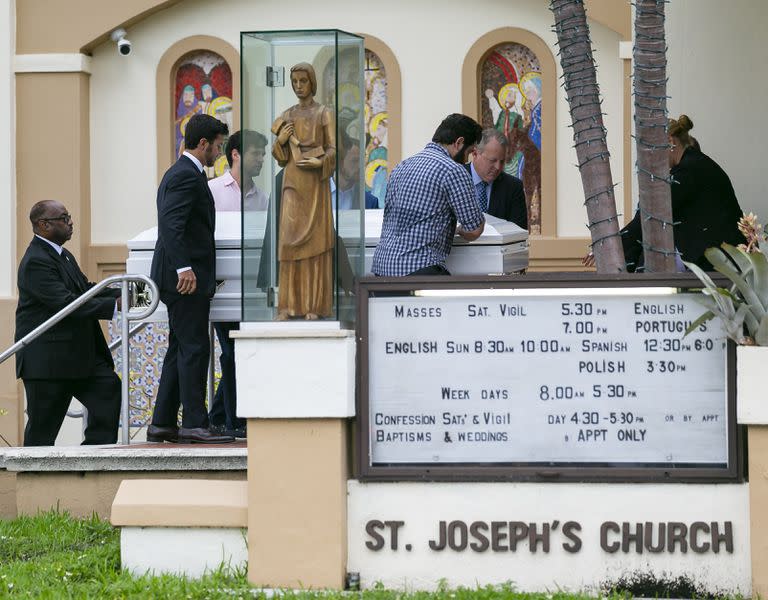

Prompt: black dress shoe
xmin=178 ymin=427 xmax=235 ymax=444
xmin=228 ymin=426 xmax=247 ymax=439
xmin=147 ymin=424 xmax=179 ymax=443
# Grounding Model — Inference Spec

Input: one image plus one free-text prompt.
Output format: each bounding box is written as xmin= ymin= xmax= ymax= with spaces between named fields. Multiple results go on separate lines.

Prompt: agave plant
xmin=685 ymin=214 xmax=768 ymax=345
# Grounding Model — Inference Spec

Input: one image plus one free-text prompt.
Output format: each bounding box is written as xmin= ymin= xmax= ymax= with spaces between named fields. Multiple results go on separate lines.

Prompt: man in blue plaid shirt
xmin=372 ymin=114 xmax=485 ymax=276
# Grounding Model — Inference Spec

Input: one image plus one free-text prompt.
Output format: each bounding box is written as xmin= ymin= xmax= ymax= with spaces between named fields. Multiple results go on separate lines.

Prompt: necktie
xmin=60 ymin=251 xmax=85 ymax=292
xmin=475 ymin=180 xmax=489 ymax=212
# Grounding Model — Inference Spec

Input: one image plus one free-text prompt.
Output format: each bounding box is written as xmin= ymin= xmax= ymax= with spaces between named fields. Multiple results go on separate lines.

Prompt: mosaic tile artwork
xmin=480 ymin=42 xmax=542 ymax=234
xmin=319 ymin=47 xmax=388 ymax=209
xmin=109 ymin=319 xmax=222 ymax=434
xmin=364 ymin=49 xmax=388 ymax=207
xmin=174 ymin=50 xmax=233 ymax=178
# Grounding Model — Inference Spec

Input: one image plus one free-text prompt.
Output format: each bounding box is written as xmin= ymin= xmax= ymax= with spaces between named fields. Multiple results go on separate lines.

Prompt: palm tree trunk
xmin=634 ymin=0 xmax=676 ymax=272
xmin=550 ymin=0 xmax=625 ymax=273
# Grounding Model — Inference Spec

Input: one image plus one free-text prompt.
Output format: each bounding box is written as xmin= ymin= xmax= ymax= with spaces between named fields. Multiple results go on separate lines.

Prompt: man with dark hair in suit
xmin=149 ymin=113 xmax=234 ymax=444
xmin=15 ymin=200 xmax=122 ymax=446
xmin=466 ymin=128 xmax=527 ymax=229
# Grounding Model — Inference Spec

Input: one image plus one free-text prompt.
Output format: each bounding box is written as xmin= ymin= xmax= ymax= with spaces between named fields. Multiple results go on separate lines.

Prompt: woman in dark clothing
xmin=620 ymin=115 xmax=744 ymax=272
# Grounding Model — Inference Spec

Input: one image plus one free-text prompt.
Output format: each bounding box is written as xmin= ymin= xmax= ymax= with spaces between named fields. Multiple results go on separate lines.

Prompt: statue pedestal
xmin=233 ymin=322 xmax=355 ymax=589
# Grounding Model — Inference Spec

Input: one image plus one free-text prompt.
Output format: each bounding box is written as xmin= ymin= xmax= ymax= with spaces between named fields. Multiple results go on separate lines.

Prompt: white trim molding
xmin=736 ymin=345 xmax=768 ymax=424
xmin=619 ymin=41 xmax=633 ymax=60
xmin=14 ymin=53 xmax=92 ymax=74
xmin=234 ymin=324 xmax=356 ymax=418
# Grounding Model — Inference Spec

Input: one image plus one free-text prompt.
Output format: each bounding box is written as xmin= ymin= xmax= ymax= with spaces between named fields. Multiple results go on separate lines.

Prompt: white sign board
xmin=347 ymin=480 xmax=751 ymax=594
xmin=367 ymin=288 xmax=730 ymax=468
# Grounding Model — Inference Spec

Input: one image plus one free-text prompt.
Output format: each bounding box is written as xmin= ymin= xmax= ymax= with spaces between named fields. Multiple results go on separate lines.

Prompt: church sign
xmin=356 ymin=275 xmax=741 ymax=481
xmin=346 ymin=480 xmax=750 ymax=593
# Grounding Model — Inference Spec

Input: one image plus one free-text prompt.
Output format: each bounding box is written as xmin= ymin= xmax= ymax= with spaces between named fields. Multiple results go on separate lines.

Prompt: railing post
xmin=121 ymin=280 xmax=130 ymax=445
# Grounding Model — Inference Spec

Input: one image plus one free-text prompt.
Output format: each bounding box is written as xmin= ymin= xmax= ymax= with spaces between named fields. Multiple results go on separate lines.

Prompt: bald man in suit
xmin=15 ymin=200 xmax=121 ymax=446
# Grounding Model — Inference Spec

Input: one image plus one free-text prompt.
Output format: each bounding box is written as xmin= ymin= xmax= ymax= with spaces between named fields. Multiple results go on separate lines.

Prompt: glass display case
xmin=241 ymin=30 xmax=365 ymax=324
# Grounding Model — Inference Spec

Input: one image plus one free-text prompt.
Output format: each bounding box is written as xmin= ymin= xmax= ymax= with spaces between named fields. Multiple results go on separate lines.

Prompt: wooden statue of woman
xmin=271 ymin=62 xmax=336 ymax=320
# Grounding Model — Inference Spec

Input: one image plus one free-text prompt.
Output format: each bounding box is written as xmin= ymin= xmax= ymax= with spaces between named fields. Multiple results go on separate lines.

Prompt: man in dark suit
xmin=466 ymin=128 xmax=527 ymax=229
xmin=15 ymin=200 xmax=121 ymax=446
xmin=148 ymin=113 xmax=234 ymax=444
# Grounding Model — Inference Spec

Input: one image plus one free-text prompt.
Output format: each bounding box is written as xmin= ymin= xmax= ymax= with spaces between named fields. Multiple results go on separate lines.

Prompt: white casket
xmin=126 ymin=210 xmax=528 ymax=322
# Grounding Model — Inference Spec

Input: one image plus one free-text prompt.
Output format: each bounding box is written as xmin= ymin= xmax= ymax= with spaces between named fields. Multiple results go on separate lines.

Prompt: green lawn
xmin=0 ymin=510 xmax=676 ymax=599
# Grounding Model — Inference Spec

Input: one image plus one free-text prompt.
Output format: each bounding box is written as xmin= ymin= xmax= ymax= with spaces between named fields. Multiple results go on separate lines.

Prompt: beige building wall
xmin=87 ymin=0 xmax=626 ymax=244
xmin=16 ymin=72 xmax=92 ymax=264
xmin=10 ymin=0 xmax=760 ymax=263
xmin=1 ymin=2 xmax=15 ymax=296
xmin=749 ymin=427 xmax=768 ymax=596
xmin=15 ymin=470 xmax=246 ymax=520
xmin=558 ymin=19 xmax=623 ymax=236
xmin=247 ymin=419 xmax=348 ymax=589
xmin=0 ymin=2 xmax=18 ymax=446
xmin=666 ymin=0 xmax=767 ymax=218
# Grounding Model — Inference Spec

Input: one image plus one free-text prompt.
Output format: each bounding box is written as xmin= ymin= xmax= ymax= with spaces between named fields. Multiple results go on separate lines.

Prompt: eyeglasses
xmin=41 ymin=214 xmax=72 ymax=224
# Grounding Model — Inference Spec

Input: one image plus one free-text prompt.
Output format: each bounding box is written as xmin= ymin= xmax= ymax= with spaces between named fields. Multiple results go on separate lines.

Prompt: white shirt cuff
xmin=176 ymin=266 xmax=192 ymax=274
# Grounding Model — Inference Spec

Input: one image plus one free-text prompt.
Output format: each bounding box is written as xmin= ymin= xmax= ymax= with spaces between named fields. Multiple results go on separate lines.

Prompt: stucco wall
xmin=88 ymin=0 xmax=625 ymax=244
xmin=0 ymin=6 xmax=18 ymax=446
xmin=13 ymin=0 xmax=768 ymax=262
xmin=1 ymin=2 xmax=15 ymax=296
xmin=666 ymin=0 xmax=766 ymax=217
xmin=559 ymin=19 xmax=623 ymax=236
xmin=14 ymin=470 xmax=246 ymax=520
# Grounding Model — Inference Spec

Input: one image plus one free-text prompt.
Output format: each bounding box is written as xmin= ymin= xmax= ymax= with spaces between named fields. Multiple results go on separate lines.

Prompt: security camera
xmin=117 ymin=38 xmax=132 ymax=56
xmin=110 ymin=28 xmax=132 ymax=56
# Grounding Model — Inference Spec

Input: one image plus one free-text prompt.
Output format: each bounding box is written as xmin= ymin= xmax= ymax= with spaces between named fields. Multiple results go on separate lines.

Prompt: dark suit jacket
xmin=363 ymin=191 xmax=379 ymax=209
xmin=622 ymin=147 xmax=743 ymax=271
xmin=151 ymin=155 xmax=216 ymax=300
xmin=15 ymin=236 xmax=118 ymax=379
xmin=465 ymin=164 xmax=527 ymax=229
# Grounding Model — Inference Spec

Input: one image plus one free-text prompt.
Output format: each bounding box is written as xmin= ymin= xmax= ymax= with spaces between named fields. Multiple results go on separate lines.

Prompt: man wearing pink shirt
xmin=208 ymin=129 xmax=268 ymax=437
xmin=209 ymin=129 xmax=269 ymax=212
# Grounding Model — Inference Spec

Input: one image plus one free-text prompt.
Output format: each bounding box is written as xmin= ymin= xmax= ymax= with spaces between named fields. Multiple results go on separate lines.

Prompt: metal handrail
xmin=0 ymin=273 xmax=160 ymax=445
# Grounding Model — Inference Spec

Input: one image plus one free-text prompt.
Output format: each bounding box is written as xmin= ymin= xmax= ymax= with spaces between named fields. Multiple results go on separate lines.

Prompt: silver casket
xmin=126 ymin=210 xmax=528 ymax=322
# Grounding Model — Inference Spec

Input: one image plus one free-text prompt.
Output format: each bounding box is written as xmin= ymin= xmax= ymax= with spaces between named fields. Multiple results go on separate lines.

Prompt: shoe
xmin=147 ymin=424 xmax=179 ymax=443
xmin=178 ymin=427 xmax=235 ymax=444
xmin=209 ymin=424 xmax=227 ymax=435
xmin=227 ymin=426 xmax=246 ymax=439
